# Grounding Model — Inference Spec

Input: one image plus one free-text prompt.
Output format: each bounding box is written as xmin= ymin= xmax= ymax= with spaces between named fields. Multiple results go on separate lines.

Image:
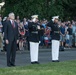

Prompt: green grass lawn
xmin=0 ymin=61 xmax=76 ymax=75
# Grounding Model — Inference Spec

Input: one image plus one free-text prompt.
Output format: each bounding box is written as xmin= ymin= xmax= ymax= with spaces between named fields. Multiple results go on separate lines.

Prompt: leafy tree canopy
xmin=1 ymin=0 xmax=76 ymax=20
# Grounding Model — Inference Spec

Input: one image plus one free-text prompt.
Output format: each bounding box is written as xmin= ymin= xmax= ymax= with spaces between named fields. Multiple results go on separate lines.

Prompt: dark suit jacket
xmin=4 ymin=20 xmax=19 ymax=42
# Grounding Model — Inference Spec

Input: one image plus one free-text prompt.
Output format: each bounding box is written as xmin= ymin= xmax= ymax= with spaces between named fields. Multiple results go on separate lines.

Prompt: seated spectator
xmin=44 ymin=26 xmax=51 ymax=47
xmin=19 ymin=22 xmax=25 ymax=50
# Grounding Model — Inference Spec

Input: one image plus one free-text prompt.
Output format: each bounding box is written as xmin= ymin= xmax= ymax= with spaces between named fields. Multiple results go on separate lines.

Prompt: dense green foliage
xmin=1 ymin=0 xmax=76 ymax=20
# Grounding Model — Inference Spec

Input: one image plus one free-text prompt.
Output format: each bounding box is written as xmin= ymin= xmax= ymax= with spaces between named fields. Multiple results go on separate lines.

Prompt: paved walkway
xmin=0 ymin=48 xmax=76 ymax=68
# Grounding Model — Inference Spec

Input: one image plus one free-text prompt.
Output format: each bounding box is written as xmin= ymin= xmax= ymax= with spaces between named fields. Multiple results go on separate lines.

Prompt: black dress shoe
xmin=31 ymin=62 xmax=35 ymax=64
xmin=35 ymin=61 xmax=40 ymax=64
xmin=7 ymin=65 xmax=11 ymax=67
xmin=11 ymin=64 xmax=16 ymax=66
xmin=52 ymin=60 xmax=59 ymax=62
xmin=31 ymin=61 xmax=40 ymax=64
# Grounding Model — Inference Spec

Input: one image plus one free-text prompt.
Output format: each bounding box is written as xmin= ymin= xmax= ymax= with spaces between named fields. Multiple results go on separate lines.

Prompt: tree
xmin=2 ymin=0 xmax=76 ymax=20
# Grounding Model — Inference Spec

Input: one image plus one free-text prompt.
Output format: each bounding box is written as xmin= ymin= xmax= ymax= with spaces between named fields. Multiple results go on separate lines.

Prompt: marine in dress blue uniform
xmin=28 ymin=15 xmax=40 ymax=64
xmin=47 ymin=16 xmax=60 ymax=62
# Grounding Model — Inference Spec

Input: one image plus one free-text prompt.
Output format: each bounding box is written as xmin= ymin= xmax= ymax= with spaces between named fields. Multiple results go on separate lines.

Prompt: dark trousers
xmin=26 ymin=36 xmax=30 ymax=50
xmin=6 ymin=40 xmax=17 ymax=66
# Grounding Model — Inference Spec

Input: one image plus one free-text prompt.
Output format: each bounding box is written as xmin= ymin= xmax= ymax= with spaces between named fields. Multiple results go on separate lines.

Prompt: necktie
xmin=12 ymin=21 xmax=15 ymax=28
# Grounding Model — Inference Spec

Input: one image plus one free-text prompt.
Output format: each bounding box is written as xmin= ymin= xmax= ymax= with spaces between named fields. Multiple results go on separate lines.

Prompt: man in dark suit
xmin=4 ymin=12 xmax=19 ymax=67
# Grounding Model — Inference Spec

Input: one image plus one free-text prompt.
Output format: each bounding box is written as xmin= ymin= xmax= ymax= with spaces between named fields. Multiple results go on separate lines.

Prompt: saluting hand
xmin=37 ymin=25 xmax=40 ymax=29
xmin=17 ymin=40 xmax=19 ymax=44
xmin=5 ymin=40 xmax=9 ymax=44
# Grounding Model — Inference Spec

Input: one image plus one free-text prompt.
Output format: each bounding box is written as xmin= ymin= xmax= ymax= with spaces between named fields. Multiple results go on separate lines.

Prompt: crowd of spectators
xmin=0 ymin=15 xmax=76 ymax=51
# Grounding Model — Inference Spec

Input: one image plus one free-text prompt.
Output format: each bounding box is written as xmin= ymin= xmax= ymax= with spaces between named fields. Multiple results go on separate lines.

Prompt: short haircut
xmin=8 ymin=12 xmax=15 ymax=18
